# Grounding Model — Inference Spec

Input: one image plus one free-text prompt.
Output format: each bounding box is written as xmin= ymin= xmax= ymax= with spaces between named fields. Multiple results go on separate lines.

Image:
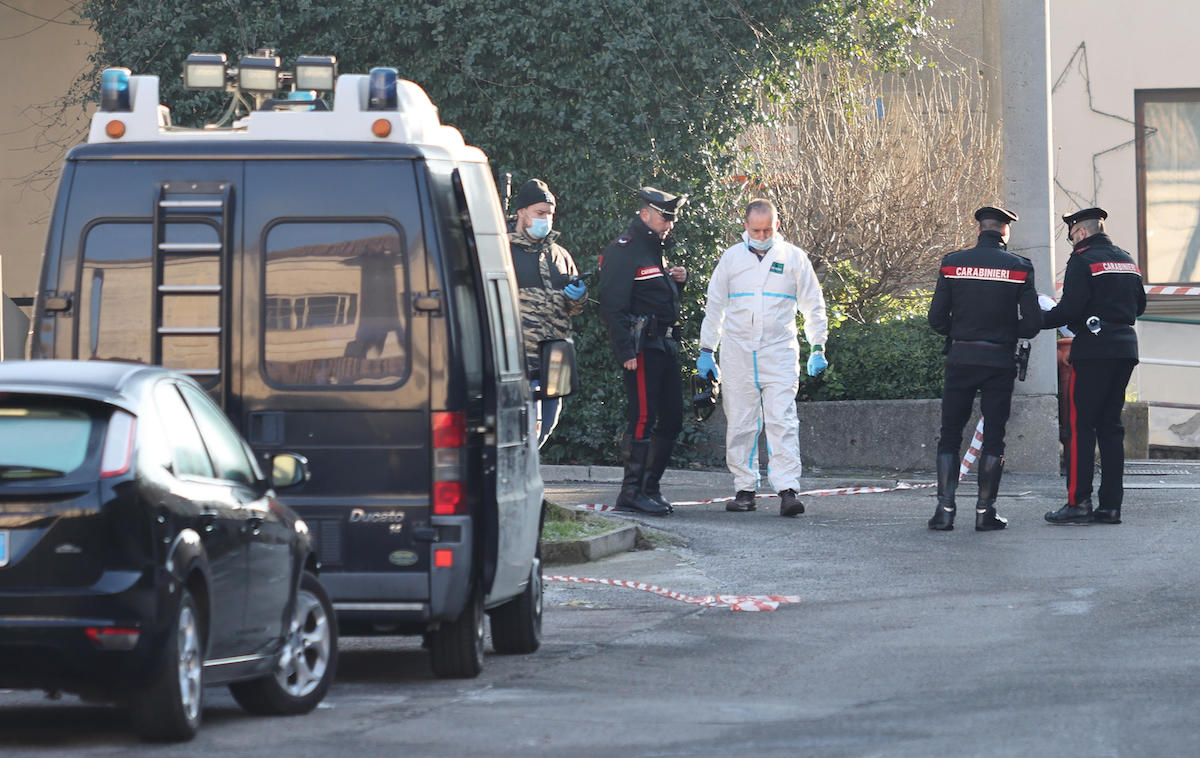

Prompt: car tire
xmin=129 ymin=587 xmax=204 ymax=742
xmin=488 ymin=556 xmax=542 ymax=654
xmin=428 ymin=583 xmax=484 ymax=678
xmin=230 ymin=571 xmax=338 ymax=715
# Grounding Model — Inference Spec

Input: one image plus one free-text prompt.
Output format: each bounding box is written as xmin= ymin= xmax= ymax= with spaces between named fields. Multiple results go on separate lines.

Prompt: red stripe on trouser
xmin=1067 ymin=366 xmax=1078 ymax=504
xmin=634 ymin=354 xmax=649 ymax=439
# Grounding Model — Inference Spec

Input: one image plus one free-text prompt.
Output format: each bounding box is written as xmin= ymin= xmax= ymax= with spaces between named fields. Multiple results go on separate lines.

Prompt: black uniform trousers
xmin=938 ymin=362 xmax=1017 ymax=458
xmin=1065 ymin=358 xmax=1136 ymax=508
xmin=622 ymin=344 xmax=684 ymax=442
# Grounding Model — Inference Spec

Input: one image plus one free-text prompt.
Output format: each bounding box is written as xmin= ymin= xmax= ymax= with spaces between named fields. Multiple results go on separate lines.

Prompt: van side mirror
xmin=538 ymin=339 xmax=577 ymax=399
xmin=270 ymin=453 xmax=310 ymax=489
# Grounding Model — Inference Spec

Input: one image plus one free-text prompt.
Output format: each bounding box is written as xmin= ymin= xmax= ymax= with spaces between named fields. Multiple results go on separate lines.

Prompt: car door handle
xmin=245 ymin=515 xmax=264 ymax=536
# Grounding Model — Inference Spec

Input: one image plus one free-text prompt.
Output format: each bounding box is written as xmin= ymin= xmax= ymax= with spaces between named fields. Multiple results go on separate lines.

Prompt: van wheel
xmin=130 ymin=588 xmax=204 ymax=742
xmin=231 ymin=572 xmax=338 ymax=715
xmin=428 ymin=583 xmax=484 ymax=678
xmin=488 ymin=557 xmax=542 ymax=654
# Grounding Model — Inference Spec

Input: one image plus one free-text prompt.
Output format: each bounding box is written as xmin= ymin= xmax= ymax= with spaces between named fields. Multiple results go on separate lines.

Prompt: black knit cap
xmin=515 ymin=179 xmax=555 ymax=210
xmin=974 ymin=206 xmax=1018 ymax=224
xmin=1062 ymin=207 xmax=1107 ymax=226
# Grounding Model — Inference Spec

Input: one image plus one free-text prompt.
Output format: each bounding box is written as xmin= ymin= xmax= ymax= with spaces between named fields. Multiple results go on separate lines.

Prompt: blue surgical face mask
xmin=527 ymin=217 xmax=552 ymax=239
xmin=747 ymin=235 xmax=774 ymax=252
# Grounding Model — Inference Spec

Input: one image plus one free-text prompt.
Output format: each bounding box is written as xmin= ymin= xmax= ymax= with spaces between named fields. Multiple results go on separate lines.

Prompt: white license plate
xmin=0 ymin=530 xmax=7 ymax=567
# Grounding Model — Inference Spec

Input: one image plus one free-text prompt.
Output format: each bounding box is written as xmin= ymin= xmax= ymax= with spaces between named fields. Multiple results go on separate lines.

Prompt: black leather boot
xmin=1091 ymin=507 xmax=1121 ymax=524
xmin=974 ymin=454 xmax=1007 ymax=531
xmin=928 ymin=452 xmax=957 ymax=531
xmin=614 ymin=439 xmax=669 ymax=516
xmin=1045 ymin=499 xmax=1093 ymax=524
xmin=643 ymin=436 xmax=676 ymax=514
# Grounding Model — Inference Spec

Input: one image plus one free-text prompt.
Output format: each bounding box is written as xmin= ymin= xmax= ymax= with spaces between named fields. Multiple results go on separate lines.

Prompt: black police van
xmin=28 ymin=56 xmax=573 ymax=677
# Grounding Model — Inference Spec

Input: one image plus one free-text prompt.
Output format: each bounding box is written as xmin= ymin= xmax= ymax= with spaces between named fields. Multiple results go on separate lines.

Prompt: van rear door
xmin=237 ymin=158 xmax=433 ymax=596
xmin=39 ymin=156 xmax=240 ymax=403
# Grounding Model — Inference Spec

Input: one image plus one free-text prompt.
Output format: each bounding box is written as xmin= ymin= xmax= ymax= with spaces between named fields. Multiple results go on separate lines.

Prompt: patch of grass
xmin=542 ymin=501 xmax=624 ymax=542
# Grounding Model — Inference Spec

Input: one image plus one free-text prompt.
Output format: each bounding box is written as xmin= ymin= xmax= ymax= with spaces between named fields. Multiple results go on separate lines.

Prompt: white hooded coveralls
xmin=699 ymin=234 xmax=828 ymax=493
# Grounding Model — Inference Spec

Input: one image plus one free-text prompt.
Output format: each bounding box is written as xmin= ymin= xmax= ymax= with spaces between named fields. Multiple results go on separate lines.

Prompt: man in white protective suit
xmin=697 ymin=199 xmax=829 ymax=517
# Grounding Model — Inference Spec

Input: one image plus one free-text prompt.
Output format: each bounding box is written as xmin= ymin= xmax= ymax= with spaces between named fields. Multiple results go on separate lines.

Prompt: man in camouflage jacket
xmin=508 ymin=179 xmax=586 ymax=447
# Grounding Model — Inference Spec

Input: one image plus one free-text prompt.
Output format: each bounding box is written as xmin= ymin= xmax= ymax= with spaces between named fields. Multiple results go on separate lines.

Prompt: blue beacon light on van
xmin=99 ymin=68 xmax=132 ymax=112
xmin=367 ymin=67 xmax=399 ymax=110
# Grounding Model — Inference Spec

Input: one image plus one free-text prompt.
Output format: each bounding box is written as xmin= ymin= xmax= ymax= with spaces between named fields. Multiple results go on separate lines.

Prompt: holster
xmin=630 ymin=314 xmax=649 ymax=356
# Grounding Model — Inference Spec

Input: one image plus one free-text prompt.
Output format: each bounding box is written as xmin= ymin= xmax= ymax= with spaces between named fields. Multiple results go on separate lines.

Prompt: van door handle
xmin=198 ymin=512 xmax=218 ymax=534
xmin=245 ymin=516 xmax=264 ymax=536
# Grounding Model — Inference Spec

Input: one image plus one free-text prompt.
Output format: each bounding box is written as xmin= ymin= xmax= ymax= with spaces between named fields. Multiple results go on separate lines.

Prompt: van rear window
xmin=0 ymin=404 xmax=96 ymax=480
xmin=263 ymin=221 xmax=410 ymax=388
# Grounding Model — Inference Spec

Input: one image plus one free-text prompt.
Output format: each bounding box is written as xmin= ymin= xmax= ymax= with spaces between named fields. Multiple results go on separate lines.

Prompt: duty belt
xmin=952 ymin=339 xmax=1013 ymax=348
xmin=652 ymin=325 xmax=681 ymax=340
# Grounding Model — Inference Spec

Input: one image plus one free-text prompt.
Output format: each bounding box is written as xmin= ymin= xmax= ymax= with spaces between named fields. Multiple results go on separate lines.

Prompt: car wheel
xmin=230 ymin=571 xmax=338 ymax=715
xmin=488 ymin=556 xmax=542 ymax=654
xmin=428 ymin=583 xmax=484 ymax=678
xmin=129 ymin=587 xmax=204 ymax=742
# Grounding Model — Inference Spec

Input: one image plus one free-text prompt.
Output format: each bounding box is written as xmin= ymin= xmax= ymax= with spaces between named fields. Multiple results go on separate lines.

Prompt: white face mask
xmin=527 ymin=216 xmax=552 ymax=239
xmin=747 ymin=234 xmax=774 ymax=252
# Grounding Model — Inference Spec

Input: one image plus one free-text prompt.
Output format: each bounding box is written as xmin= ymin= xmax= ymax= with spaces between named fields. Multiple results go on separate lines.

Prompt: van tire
xmin=488 ymin=557 xmax=542 ymax=654
xmin=428 ymin=583 xmax=484 ymax=678
xmin=129 ymin=588 xmax=203 ymax=742
xmin=230 ymin=572 xmax=338 ymax=714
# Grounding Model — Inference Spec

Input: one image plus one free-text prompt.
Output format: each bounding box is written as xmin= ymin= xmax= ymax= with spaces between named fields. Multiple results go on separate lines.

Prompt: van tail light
xmin=86 ymin=626 xmax=140 ymax=650
xmin=100 ymin=410 xmax=136 ymax=478
xmin=431 ymin=411 xmax=466 ymax=515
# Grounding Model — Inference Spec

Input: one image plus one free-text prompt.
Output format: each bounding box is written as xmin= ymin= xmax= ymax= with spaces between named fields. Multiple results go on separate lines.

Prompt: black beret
xmin=974 ymin=206 xmax=1018 ymax=224
xmin=638 ymin=186 xmax=688 ymax=220
xmin=1062 ymin=207 xmax=1107 ymax=226
xmin=515 ymin=179 xmax=555 ymax=210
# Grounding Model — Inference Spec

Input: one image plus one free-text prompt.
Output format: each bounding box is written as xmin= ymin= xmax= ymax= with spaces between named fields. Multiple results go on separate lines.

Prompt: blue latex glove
xmin=696 ymin=350 xmax=720 ymax=381
xmin=806 ymin=347 xmax=828 ymax=377
xmin=563 ymin=281 xmax=587 ymax=301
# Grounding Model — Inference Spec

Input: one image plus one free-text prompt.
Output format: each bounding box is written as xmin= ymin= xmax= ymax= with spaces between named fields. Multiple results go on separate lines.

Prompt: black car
xmin=0 ymin=360 xmax=337 ymax=742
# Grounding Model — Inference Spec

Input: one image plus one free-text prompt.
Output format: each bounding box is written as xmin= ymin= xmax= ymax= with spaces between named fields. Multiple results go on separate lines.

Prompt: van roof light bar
xmin=237 ymin=51 xmax=281 ymax=95
xmin=182 ymin=53 xmax=227 ymax=90
xmin=294 ymin=55 xmax=337 ymax=92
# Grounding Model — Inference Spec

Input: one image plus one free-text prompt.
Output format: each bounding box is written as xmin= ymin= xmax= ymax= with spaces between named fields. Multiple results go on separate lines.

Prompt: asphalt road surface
xmin=4 ymin=463 xmax=1200 ymax=757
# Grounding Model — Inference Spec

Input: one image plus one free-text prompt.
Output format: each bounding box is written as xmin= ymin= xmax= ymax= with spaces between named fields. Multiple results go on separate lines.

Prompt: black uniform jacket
xmin=1042 ymin=232 xmax=1145 ymax=362
xmin=928 ymin=230 xmax=1042 ymax=367
xmin=598 ymin=216 xmax=685 ymax=363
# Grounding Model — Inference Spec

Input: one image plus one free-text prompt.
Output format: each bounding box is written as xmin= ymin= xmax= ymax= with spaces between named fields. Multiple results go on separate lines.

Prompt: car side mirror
xmin=270 ymin=453 xmax=310 ymax=489
xmin=539 ymin=338 xmax=577 ymax=399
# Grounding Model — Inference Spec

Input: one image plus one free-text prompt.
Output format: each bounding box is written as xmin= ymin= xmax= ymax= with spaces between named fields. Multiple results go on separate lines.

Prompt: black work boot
xmin=974 ymin=454 xmax=1007 ymax=531
xmin=614 ymin=439 xmax=669 ymax=516
xmin=928 ymin=452 xmax=958 ymax=531
xmin=1045 ymin=499 xmax=1093 ymax=524
xmin=1091 ymin=507 xmax=1121 ymax=524
xmin=643 ymin=436 xmax=676 ymax=514
xmin=726 ymin=490 xmax=757 ymax=512
xmin=779 ymin=489 xmax=805 ymax=517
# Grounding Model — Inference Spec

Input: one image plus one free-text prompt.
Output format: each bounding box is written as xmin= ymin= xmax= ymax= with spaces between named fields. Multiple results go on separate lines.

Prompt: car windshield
xmin=0 ymin=404 xmax=95 ymax=479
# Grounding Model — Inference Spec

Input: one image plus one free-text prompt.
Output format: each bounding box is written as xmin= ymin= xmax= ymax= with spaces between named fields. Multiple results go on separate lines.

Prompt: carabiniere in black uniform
xmin=1042 ymin=207 xmax=1145 ymax=525
xmin=927 ymin=206 xmax=1041 ymax=531
xmin=598 ymin=188 xmax=688 ymax=517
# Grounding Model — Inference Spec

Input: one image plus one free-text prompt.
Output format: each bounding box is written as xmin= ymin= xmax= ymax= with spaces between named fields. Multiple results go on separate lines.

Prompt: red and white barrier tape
xmin=570 ymin=417 xmax=984 ymax=512
xmin=543 ymin=575 xmax=800 ymax=612
xmin=1054 ymin=282 xmax=1199 ymax=296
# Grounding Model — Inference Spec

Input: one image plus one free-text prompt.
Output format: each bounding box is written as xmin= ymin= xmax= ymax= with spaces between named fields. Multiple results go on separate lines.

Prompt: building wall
xmin=1048 ymin=0 xmax=1200 ymax=450
xmin=0 ymin=1 xmax=95 ymax=305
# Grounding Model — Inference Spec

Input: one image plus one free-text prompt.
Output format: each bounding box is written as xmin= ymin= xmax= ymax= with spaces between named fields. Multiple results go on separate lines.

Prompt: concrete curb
xmin=542 ymin=524 xmax=639 ymax=565
xmin=540 ymin=464 xmax=912 ymax=489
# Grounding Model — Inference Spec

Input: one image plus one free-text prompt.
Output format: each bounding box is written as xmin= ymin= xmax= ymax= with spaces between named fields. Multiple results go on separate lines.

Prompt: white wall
xmin=1049 ymin=0 xmax=1200 ymax=448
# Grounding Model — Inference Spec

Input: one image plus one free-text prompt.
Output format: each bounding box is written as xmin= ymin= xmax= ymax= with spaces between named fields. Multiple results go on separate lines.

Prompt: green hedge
xmin=540 ymin=301 xmax=946 ymax=467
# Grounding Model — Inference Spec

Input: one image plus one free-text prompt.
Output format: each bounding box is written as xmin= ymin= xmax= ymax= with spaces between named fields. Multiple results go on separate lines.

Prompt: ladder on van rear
xmin=152 ymin=181 xmax=232 ymax=406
